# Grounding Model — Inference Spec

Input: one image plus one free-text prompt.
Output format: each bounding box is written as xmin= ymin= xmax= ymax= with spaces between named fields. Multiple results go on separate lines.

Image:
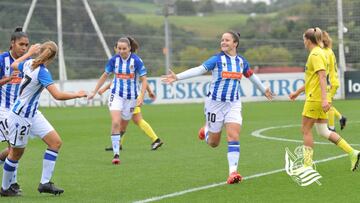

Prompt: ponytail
xmin=304 ymin=27 xmax=323 ymax=48
xmin=322 ymin=31 xmax=333 ymax=49
xmin=31 ymin=41 xmax=58 ymax=69
xmin=117 ymin=36 xmax=140 ymax=53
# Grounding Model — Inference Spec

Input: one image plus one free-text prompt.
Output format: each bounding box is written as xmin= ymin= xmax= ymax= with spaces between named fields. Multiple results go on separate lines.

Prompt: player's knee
xmin=49 ymin=139 xmax=62 ymax=150
xmin=314 ymin=123 xmax=331 ymax=139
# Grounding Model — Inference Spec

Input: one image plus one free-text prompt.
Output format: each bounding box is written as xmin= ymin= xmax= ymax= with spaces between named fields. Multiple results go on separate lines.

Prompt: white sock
xmin=2 ymin=158 xmax=18 ymax=190
xmin=10 ymin=167 xmax=18 ymax=185
xmin=111 ymin=134 xmax=121 ymax=156
xmin=204 ymin=125 xmax=209 ymax=143
xmin=228 ymin=141 xmax=240 ymax=174
xmin=40 ymin=149 xmax=58 ymax=184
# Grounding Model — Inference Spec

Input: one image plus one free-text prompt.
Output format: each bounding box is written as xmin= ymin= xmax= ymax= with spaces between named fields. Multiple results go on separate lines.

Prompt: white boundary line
xmin=134 ymin=122 xmax=359 ymax=202
xmin=251 ymin=121 xmax=360 ymax=146
xmin=133 ymin=154 xmax=347 ymax=203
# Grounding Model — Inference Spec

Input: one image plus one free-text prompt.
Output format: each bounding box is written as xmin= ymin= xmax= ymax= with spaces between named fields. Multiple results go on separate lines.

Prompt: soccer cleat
xmin=0 ymin=187 xmax=21 ymax=197
xmin=198 ymin=127 xmax=205 ymax=140
xmin=151 ymin=138 xmax=163 ymax=150
xmin=38 ymin=182 xmax=64 ymax=195
xmin=227 ymin=171 xmax=242 ymax=184
xmin=10 ymin=183 xmax=22 ymax=193
xmin=350 ymin=150 xmax=360 ymax=171
xmin=105 ymin=145 xmax=122 ymax=151
xmin=112 ymin=154 xmax=120 ymax=165
xmin=340 ymin=116 xmax=347 ymax=130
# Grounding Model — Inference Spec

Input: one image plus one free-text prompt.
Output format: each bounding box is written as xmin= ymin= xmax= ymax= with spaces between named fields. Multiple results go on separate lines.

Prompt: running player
xmin=162 ymin=31 xmax=273 ymax=184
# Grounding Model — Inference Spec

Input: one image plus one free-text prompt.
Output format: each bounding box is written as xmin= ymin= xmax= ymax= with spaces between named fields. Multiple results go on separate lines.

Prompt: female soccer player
xmin=322 ymin=31 xmax=347 ymax=131
xmin=1 ymin=41 xmax=87 ymax=197
xmin=289 ymin=27 xmax=359 ymax=171
xmin=0 ymin=27 xmax=29 ymax=193
xmin=162 ymin=31 xmax=273 ymax=184
xmin=99 ymin=82 xmax=163 ymax=151
xmin=88 ymin=37 xmax=148 ymax=164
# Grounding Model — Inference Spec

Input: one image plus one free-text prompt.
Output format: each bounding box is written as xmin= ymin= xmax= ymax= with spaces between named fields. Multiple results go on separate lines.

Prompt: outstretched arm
xmin=161 ymin=65 xmax=207 ymax=84
xmin=88 ymin=72 xmax=109 ymax=99
xmin=47 ymin=84 xmax=87 ymax=100
xmin=248 ymin=74 xmax=274 ymax=100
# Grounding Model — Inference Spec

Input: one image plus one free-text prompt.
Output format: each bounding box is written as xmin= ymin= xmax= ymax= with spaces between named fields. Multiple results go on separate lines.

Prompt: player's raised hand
xmin=161 ymin=70 xmax=177 ymax=84
xmin=28 ymin=43 xmax=41 ymax=55
xmin=265 ymin=88 xmax=274 ymax=100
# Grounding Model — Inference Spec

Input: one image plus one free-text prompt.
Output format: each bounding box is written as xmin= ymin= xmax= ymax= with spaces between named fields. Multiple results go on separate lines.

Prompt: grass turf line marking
xmin=133 ymin=154 xmax=347 ymax=203
xmin=251 ymin=122 xmax=360 ymax=146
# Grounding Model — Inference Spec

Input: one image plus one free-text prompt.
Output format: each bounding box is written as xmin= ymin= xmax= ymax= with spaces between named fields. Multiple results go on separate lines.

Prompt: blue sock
xmin=2 ymin=158 xmax=18 ymax=190
xmin=228 ymin=141 xmax=240 ymax=174
xmin=41 ymin=149 xmax=58 ymax=184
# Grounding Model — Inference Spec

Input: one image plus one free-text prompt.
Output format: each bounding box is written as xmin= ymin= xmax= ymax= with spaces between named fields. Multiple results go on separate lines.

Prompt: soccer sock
xmin=138 ymin=119 xmax=158 ymax=142
xmin=2 ymin=158 xmax=18 ymax=190
xmin=336 ymin=138 xmax=354 ymax=154
xmin=204 ymin=125 xmax=209 ymax=143
xmin=111 ymin=134 xmax=121 ymax=155
xmin=327 ymin=107 xmax=335 ymax=130
xmin=10 ymin=167 xmax=18 ymax=185
xmin=303 ymin=146 xmax=313 ymax=167
xmin=227 ymin=141 xmax=240 ymax=174
xmin=40 ymin=149 xmax=58 ymax=184
xmin=332 ymin=107 xmax=342 ymax=119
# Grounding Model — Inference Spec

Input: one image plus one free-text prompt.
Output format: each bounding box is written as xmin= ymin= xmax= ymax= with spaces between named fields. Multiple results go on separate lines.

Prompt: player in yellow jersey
xmin=289 ymin=27 xmax=359 ymax=171
xmin=322 ymin=31 xmax=347 ymax=131
xmin=99 ymin=82 xmax=163 ymax=150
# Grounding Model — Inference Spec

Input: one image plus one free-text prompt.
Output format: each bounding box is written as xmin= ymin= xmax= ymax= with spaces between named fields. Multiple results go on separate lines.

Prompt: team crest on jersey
xmin=5 ymin=66 xmax=10 ymax=70
xmin=130 ymin=65 xmax=134 ymax=70
xmin=222 ymin=62 xmax=227 ymax=68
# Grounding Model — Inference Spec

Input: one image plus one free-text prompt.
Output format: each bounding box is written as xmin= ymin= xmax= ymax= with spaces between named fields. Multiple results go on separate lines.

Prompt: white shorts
xmin=108 ymin=93 xmax=136 ymax=120
xmin=7 ymin=111 xmax=54 ymax=148
xmin=204 ymin=98 xmax=242 ymax=133
xmin=0 ymin=108 xmax=10 ymax=142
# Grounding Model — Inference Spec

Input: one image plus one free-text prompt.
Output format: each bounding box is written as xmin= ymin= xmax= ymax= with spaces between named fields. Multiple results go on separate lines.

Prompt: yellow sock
xmin=303 ymin=146 xmax=313 ymax=167
xmin=327 ymin=107 xmax=335 ymax=130
xmin=138 ymin=119 xmax=158 ymax=142
xmin=332 ymin=107 xmax=342 ymax=119
xmin=337 ymin=138 xmax=354 ymax=154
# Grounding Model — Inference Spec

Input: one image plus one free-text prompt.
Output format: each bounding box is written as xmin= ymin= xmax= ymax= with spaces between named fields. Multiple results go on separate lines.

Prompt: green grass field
xmin=1 ymin=100 xmax=360 ymax=202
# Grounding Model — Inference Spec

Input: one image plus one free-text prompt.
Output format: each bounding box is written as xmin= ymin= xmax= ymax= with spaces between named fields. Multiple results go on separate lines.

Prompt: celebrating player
xmin=162 ymin=31 xmax=273 ymax=184
xmin=1 ymin=41 xmax=87 ymax=197
xmin=88 ymin=37 xmax=148 ymax=164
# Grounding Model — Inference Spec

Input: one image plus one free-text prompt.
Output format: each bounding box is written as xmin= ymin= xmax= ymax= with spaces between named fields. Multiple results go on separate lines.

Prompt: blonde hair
xmin=32 ymin=41 xmax=58 ymax=69
xmin=322 ymin=31 xmax=333 ymax=49
xmin=304 ymin=27 xmax=323 ymax=48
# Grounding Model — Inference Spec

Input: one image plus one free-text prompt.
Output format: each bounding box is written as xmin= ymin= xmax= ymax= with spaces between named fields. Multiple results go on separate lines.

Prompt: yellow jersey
xmin=304 ymin=46 xmax=328 ymax=102
xmin=323 ymin=47 xmax=340 ymax=98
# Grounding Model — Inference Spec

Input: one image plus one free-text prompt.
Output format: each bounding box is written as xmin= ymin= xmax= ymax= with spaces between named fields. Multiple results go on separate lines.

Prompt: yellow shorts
xmin=302 ymin=101 xmax=328 ymax=120
xmin=133 ymin=106 xmax=141 ymax=114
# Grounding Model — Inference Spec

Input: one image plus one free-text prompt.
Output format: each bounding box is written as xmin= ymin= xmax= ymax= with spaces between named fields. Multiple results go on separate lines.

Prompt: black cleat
xmin=0 ymin=187 xmax=21 ymax=197
xmin=10 ymin=183 xmax=22 ymax=193
xmin=38 ymin=182 xmax=64 ymax=195
xmin=105 ymin=145 xmax=122 ymax=151
xmin=328 ymin=127 xmax=336 ymax=132
xmin=340 ymin=116 xmax=347 ymax=130
xmin=151 ymin=138 xmax=163 ymax=150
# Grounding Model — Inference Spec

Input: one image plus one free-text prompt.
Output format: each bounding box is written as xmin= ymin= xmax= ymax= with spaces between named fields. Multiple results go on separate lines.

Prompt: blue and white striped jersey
xmin=12 ymin=59 xmax=54 ymax=118
xmin=202 ymin=52 xmax=253 ymax=102
xmin=0 ymin=51 xmax=23 ymax=110
xmin=105 ymin=53 xmax=147 ymax=100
